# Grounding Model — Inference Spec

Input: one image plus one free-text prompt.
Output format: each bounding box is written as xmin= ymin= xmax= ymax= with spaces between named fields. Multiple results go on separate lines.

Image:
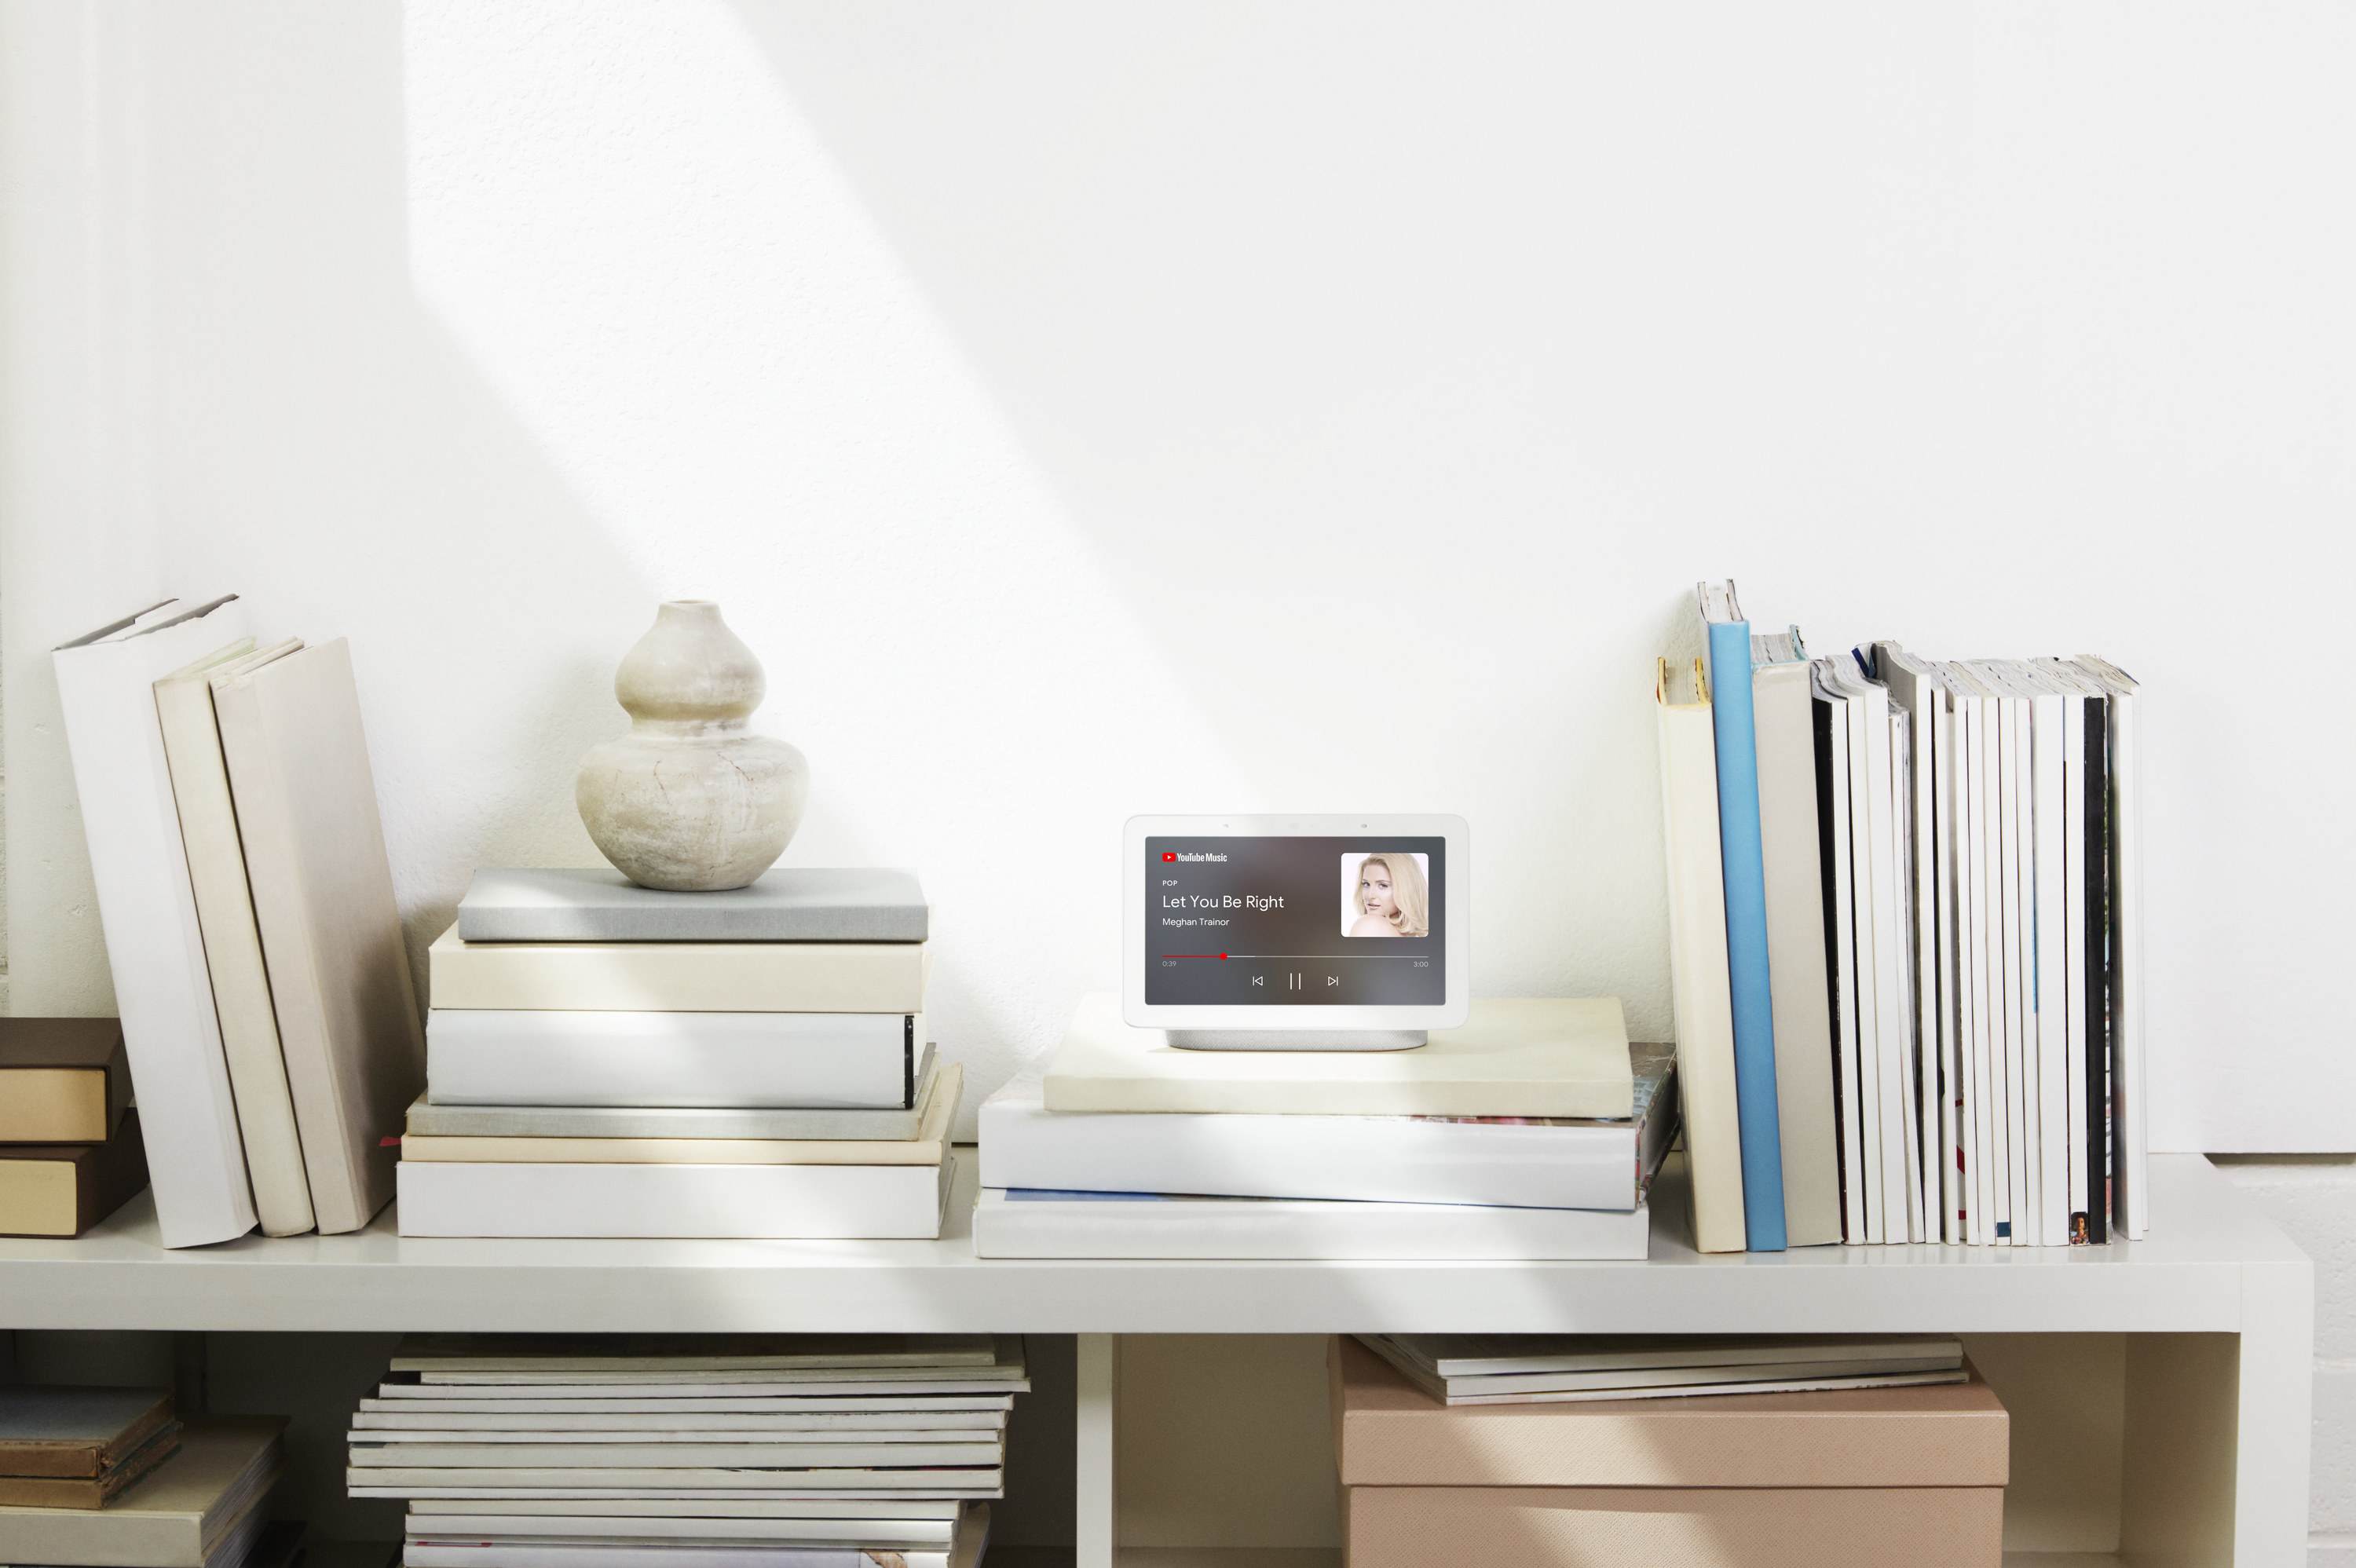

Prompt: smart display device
xmin=1123 ymin=814 xmax=1469 ymax=1050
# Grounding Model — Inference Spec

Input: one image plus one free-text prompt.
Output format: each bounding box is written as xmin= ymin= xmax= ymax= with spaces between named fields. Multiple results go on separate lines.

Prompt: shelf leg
xmin=2235 ymin=1258 xmax=2316 ymax=1566
xmin=1077 ymin=1332 xmax=1117 ymax=1568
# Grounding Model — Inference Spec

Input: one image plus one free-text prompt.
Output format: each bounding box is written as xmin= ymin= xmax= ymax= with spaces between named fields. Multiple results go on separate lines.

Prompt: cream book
xmin=401 ymin=1064 xmax=960 ymax=1164
xmin=155 ymin=636 xmax=315 ymax=1237
xmin=213 ymin=638 xmax=424 ymax=1234
xmin=1039 ymin=992 xmax=1631 ymax=1118
xmin=51 ymin=597 xmax=259 ymax=1248
xmin=1655 ymin=656 xmax=1746 ymax=1254
xmin=429 ymin=927 xmax=933 ymax=1014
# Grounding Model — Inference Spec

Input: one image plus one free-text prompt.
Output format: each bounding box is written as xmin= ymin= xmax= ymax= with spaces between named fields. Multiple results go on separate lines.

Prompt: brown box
xmin=1344 ymin=1482 xmax=2003 ymax=1568
xmin=1330 ymin=1336 xmax=2007 ymax=1568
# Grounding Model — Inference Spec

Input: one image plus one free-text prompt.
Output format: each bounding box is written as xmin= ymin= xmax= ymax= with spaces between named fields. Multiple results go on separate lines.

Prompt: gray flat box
xmin=408 ymin=1047 xmax=941 ymax=1139
xmin=457 ymin=867 xmax=928 ymax=943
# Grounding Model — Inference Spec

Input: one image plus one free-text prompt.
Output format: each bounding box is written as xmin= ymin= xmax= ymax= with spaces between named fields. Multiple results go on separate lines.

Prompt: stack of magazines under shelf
xmin=1659 ymin=579 xmax=2147 ymax=1254
xmin=347 ymin=1335 xmax=1018 ymax=1568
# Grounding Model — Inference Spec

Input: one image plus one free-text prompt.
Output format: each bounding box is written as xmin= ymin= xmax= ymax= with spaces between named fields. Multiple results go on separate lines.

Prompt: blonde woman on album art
xmin=1346 ymin=852 xmax=1429 ymax=939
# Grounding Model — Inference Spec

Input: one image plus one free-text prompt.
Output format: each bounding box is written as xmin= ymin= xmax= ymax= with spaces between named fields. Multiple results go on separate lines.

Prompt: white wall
xmin=4 ymin=2 xmax=2353 ymax=1156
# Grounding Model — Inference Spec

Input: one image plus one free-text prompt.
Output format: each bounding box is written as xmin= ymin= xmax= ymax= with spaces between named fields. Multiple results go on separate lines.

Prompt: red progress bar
xmin=1162 ymin=954 xmax=1230 ymax=959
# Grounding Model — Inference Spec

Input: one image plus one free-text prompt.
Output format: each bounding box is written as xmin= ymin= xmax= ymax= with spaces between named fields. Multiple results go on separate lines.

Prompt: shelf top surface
xmin=0 ymin=1153 xmax=2307 ymax=1334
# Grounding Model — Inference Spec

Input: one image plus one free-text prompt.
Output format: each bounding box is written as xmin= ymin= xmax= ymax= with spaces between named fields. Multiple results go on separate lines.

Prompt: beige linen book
xmin=401 ymin=1063 xmax=960 ymax=1164
xmin=1655 ymin=656 xmax=1747 ymax=1253
xmin=213 ymin=639 xmax=423 ymax=1234
xmin=1041 ymin=992 xmax=1630 ymax=1118
xmin=428 ymin=926 xmax=932 ymax=1013
xmin=156 ymin=637 xmax=315 ymax=1237
xmin=0 ymin=1416 xmax=284 ymax=1567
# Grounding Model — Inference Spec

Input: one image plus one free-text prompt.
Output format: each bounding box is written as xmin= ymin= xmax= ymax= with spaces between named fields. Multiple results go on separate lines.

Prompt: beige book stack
xmin=397 ymin=869 xmax=955 ymax=1239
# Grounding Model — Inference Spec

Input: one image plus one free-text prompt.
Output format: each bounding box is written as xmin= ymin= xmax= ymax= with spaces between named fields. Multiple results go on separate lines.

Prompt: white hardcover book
xmin=1944 ymin=668 xmax=1989 ymax=1247
xmin=971 ymin=1183 xmax=1648 ymax=1260
xmin=2036 ymin=660 xmax=2098 ymax=1241
xmin=404 ymin=1063 xmax=958 ymax=1164
xmin=351 ymin=1442 xmax=999 ymax=1468
xmin=395 ymin=1156 xmax=954 ymax=1240
xmin=427 ymin=926 xmax=933 ymax=1014
xmin=1991 ymin=666 xmax=2037 ymax=1241
xmin=976 ymin=1058 xmax=1672 ymax=1212
xmin=356 ymin=1489 xmax=1000 ymax=1503
xmin=357 ymin=1411 xmax=1003 ymax=1433
xmin=2008 ymin=662 xmax=2071 ymax=1247
xmin=1876 ymin=645 xmax=1956 ymax=1243
xmin=407 ymin=1519 xmax=954 ymax=1545
xmin=1041 ymin=993 xmax=1632 ymax=1120
xmin=1955 ymin=663 xmax=2010 ymax=1245
xmin=1813 ymin=667 xmax=1866 ymax=1244
xmin=403 ymin=1500 xmax=985 ymax=1568
xmin=354 ymin=1428 xmax=1000 ymax=1444
xmin=364 ymin=1396 xmax=1016 ymax=1414
xmin=2077 ymin=655 xmax=2145 ymax=1239
xmin=1827 ymin=657 xmax=1908 ymax=1240
xmin=50 ymin=597 xmax=259 ymax=1248
xmin=1751 ymin=652 xmax=1842 ymax=1247
xmin=1654 ymin=657 xmax=1745 ymax=1253
xmin=1827 ymin=660 xmax=1882 ymax=1243
xmin=350 ymin=1468 xmax=997 ymax=1493
xmin=404 ymin=1499 xmax=965 ymax=1519
xmin=213 ymin=638 xmax=425 ymax=1234
xmin=426 ymin=1011 xmax=920 ymax=1110
xmin=1887 ymin=704 xmax=1927 ymax=1243
xmin=155 ymin=636 xmax=315 ymax=1237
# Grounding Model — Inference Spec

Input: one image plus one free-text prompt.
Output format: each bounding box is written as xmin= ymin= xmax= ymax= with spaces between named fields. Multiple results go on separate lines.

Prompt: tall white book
xmin=155 ymin=636 xmax=316 ymax=1237
xmin=1654 ymin=656 xmax=1746 ymax=1253
xmin=214 ymin=638 xmax=425 ymax=1234
xmin=1812 ymin=665 xmax=1868 ymax=1244
xmin=52 ymin=597 xmax=259 ymax=1248
xmin=1751 ymin=640 xmax=1842 ymax=1247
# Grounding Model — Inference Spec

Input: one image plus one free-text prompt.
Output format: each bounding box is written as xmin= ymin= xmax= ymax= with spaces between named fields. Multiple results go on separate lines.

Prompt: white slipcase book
xmin=978 ymin=1051 xmax=1674 ymax=1210
xmin=213 ymin=638 xmax=426 ymax=1234
xmin=427 ymin=925 xmax=932 ymax=1014
xmin=51 ymin=596 xmax=259 ymax=1248
xmin=426 ymin=1011 xmax=921 ymax=1109
xmin=155 ymin=637 xmax=316 ymax=1237
xmin=970 ymin=1184 xmax=1648 ymax=1260
xmin=397 ymin=1155 xmax=955 ymax=1239
xmin=403 ymin=1499 xmax=987 ymax=1568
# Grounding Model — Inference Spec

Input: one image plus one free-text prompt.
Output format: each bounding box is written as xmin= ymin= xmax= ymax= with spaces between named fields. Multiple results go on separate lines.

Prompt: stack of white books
xmin=397 ymin=869 xmax=954 ymax=1238
xmin=974 ymin=993 xmax=1675 ymax=1259
xmin=347 ymin=1336 xmax=1015 ymax=1568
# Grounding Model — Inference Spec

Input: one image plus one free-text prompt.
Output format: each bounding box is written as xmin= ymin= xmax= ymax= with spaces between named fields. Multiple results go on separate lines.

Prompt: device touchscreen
xmin=1144 ymin=835 xmax=1446 ymax=1007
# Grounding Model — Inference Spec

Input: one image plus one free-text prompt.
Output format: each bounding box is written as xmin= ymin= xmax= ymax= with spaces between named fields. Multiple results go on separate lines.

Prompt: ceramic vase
xmin=576 ymin=601 xmax=809 ymax=891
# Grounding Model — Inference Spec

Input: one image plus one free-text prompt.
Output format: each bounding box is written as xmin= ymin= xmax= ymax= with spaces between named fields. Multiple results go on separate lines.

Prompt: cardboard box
xmin=1330 ymin=1336 xmax=2007 ymax=1567
xmin=1344 ymin=1481 xmax=2003 ymax=1568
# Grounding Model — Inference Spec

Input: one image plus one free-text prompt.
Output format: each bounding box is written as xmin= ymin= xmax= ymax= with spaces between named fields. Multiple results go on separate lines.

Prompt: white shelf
xmin=0 ymin=1154 xmax=2305 ymax=1336
xmin=0 ymin=1153 xmax=2311 ymax=1566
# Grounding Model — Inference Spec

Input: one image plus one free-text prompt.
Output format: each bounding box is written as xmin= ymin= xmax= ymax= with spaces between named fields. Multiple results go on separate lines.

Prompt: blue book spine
xmin=1706 ymin=618 xmax=1788 ymax=1251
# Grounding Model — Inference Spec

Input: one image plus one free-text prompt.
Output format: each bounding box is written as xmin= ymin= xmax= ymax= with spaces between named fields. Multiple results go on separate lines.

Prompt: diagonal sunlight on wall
xmin=402 ymin=0 xmax=1259 ymax=1118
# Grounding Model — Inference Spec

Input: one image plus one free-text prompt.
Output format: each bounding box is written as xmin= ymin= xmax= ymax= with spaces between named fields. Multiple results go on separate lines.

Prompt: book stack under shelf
xmin=974 ymin=994 xmax=1672 ymax=1259
xmin=398 ymin=869 xmax=955 ymax=1239
xmin=346 ymin=1334 xmax=1018 ymax=1568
